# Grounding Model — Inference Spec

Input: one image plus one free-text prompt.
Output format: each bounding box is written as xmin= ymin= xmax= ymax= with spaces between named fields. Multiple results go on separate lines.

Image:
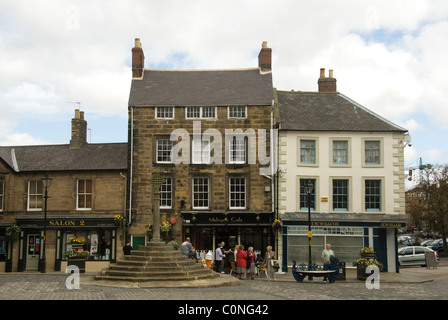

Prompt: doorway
xmin=26 ymin=234 xmax=41 ymax=271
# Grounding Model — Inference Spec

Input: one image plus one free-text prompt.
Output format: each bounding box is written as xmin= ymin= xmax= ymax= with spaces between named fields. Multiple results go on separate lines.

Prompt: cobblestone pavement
xmin=0 ymin=268 xmax=447 ymax=301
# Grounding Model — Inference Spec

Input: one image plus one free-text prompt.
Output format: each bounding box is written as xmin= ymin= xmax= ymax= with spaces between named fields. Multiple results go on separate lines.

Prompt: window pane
xmin=300 ymin=140 xmax=315 ymax=163
xmin=365 ymin=141 xmax=380 ymax=164
xmin=229 ymin=106 xmax=246 ymax=118
xmin=333 ymin=141 xmax=348 ymax=164
xmin=186 ymin=107 xmax=200 ymax=118
xmin=157 ymin=139 xmax=172 ymax=163
xmin=156 ymin=107 xmax=173 ymax=118
xmin=193 ymin=177 xmax=209 ymax=209
xmin=333 ymin=179 xmax=348 ymax=211
xmin=365 ymin=180 xmax=381 ymax=211
xmin=230 ymin=137 xmax=246 ymax=163
xmin=202 ymin=106 xmax=215 ymax=118
xmin=230 ymin=177 xmax=246 ymax=209
xmin=160 ymin=177 xmax=172 ymax=208
xmin=299 ymin=179 xmax=315 ymax=210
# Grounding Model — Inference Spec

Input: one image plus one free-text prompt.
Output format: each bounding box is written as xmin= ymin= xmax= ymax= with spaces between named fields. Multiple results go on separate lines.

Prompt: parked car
xmin=397 ymin=246 xmax=439 ymax=267
xmin=430 ymin=239 xmax=448 ymax=253
xmin=421 ymin=239 xmax=437 ymax=247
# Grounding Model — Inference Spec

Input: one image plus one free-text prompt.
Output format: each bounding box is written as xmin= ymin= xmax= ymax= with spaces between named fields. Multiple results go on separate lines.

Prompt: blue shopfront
xmin=281 ymin=213 xmax=406 ymax=273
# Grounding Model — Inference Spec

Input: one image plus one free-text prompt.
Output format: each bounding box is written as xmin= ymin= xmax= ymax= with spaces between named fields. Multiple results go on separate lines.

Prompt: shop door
xmin=132 ymin=236 xmax=146 ymax=250
xmin=26 ymin=234 xmax=41 ymax=271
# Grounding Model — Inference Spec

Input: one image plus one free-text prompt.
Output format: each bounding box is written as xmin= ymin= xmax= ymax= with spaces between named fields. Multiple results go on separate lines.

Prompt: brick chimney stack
xmin=132 ymin=38 xmax=145 ymax=78
xmin=69 ymin=109 xmax=87 ymax=149
xmin=258 ymin=41 xmax=272 ymax=72
xmin=318 ymin=68 xmax=337 ymax=92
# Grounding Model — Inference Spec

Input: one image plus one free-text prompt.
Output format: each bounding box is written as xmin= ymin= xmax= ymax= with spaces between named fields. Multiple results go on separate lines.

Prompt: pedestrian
xmin=321 ymin=243 xmax=335 ymax=283
xmin=214 ymin=242 xmax=224 ymax=273
xmin=180 ymin=237 xmax=193 ymax=256
xmin=167 ymin=238 xmax=178 ymax=250
xmin=122 ymin=241 xmax=132 ymax=255
xmin=264 ymin=245 xmax=276 ymax=281
xmin=236 ymin=245 xmax=247 ymax=279
xmin=246 ymin=246 xmax=256 ymax=280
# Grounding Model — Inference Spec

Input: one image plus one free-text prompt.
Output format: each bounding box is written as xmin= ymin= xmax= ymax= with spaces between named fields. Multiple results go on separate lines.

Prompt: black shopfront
xmin=11 ymin=215 xmax=117 ymax=272
xmin=181 ymin=211 xmax=275 ymax=267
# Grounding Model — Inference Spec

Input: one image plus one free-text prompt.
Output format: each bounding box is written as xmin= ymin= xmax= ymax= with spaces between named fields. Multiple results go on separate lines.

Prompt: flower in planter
xmin=360 ymin=247 xmax=374 ymax=254
xmin=6 ymin=225 xmax=21 ymax=240
xmin=114 ymin=214 xmax=129 ymax=230
xmin=352 ymin=258 xmax=383 ymax=270
xmin=272 ymin=219 xmax=282 ymax=230
xmin=161 ymin=221 xmax=173 ymax=234
xmin=64 ymin=250 xmax=90 ymax=260
xmin=68 ymin=236 xmax=85 ymax=244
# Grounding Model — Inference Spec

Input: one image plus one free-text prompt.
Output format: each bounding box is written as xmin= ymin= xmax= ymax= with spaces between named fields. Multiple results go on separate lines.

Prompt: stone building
xmin=0 ymin=110 xmax=127 ymax=272
xmin=127 ymin=39 xmax=276 ymax=262
xmin=276 ymin=68 xmax=409 ymax=272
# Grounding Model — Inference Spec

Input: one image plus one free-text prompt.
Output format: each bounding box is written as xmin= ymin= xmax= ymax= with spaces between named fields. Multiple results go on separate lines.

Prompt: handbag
xmin=271 ymin=259 xmax=280 ymax=269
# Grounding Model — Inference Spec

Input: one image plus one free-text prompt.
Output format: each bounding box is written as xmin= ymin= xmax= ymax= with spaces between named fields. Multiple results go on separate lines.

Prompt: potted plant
xmin=64 ymin=250 xmax=89 ymax=273
xmin=161 ymin=221 xmax=173 ymax=240
xmin=272 ymin=219 xmax=282 ymax=231
xmin=68 ymin=236 xmax=85 ymax=251
xmin=114 ymin=214 xmax=129 ymax=231
xmin=353 ymin=247 xmax=383 ymax=280
xmin=6 ymin=225 xmax=21 ymax=241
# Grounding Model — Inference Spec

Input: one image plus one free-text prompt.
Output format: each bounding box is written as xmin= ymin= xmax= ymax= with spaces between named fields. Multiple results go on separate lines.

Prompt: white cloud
xmin=0 ymin=0 xmax=447 ymax=164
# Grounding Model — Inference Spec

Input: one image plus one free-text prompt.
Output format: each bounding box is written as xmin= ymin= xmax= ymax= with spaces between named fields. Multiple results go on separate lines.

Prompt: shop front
xmin=6 ymin=215 xmax=118 ymax=273
xmin=181 ymin=212 xmax=275 ymax=269
xmin=281 ymin=213 xmax=406 ymax=273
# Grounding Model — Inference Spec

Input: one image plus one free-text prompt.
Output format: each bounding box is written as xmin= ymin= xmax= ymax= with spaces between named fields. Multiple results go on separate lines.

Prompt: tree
xmin=406 ymin=164 xmax=448 ymax=253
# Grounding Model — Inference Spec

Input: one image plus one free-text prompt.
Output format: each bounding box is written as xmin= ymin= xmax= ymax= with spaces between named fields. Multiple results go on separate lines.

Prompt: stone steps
xmin=95 ymin=240 xmax=218 ymax=282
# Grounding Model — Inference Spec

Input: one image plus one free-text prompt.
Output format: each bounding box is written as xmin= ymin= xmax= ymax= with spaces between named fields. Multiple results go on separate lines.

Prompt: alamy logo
xmin=168 ymin=121 xmax=277 ymax=176
xmin=65 ymin=265 xmax=80 ymax=290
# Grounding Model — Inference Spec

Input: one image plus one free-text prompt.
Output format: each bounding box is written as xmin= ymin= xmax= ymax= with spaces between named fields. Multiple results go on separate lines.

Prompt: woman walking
xmin=264 ymin=245 xmax=276 ymax=281
xmin=246 ymin=246 xmax=256 ymax=280
xmin=236 ymin=245 xmax=247 ymax=279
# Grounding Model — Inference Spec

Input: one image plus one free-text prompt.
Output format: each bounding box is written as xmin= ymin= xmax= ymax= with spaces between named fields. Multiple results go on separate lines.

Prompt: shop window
xmin=63 ymin=230 xmax=112 ymax=261
xmin=27 ymin=180 xmax=43 ymax=211
xmin=229 ymin=177 xmax=246 ymax=209
xmin=0 ymin=234 xmax=6 ymax=261
xmin=77 ymin=179 xmax=92 ymax=210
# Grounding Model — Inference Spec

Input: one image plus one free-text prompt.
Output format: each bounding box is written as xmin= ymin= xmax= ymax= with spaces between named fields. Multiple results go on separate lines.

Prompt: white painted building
xmin=275 ymin=69 xmax=409 ymax=273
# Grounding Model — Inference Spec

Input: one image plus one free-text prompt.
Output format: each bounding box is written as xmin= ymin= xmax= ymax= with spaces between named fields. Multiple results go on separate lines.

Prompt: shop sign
xmin=48 ymin=219 xmax=85 ymax=227
xmin=311 ymin=221 xmax=340 ymax=226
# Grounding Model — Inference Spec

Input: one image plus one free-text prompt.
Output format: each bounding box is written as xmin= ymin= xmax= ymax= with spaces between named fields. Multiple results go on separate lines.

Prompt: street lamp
xmin=40 ymin=173 xmax=52 ymax=273
xmin=304 ymin=179 xmax=314 ymax=267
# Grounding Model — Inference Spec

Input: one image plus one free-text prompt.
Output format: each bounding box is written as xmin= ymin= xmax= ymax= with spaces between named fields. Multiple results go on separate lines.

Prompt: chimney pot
xmin=320 ymin=68 xmax=325 ymax=78
xmin=329 ymin=69 xmax=334 ymax=78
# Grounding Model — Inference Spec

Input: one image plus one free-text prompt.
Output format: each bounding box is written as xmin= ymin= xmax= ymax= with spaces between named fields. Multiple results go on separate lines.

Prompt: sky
xmin=1 ymin=0 xmax=448 ymax=174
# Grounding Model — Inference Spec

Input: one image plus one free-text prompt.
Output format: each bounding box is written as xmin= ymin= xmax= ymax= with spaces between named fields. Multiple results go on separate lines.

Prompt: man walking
xmin=215 ymin=243 xmax=224 ymax=273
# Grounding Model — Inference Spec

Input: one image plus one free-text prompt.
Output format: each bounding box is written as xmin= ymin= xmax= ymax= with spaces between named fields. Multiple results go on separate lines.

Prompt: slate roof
xmin=128 ymin=68 xmax=274 ymax=107
xmin=277 ymin=91 xmax=407 ymax=132
xmin=0 ymin=143 xmax=127 ymax=173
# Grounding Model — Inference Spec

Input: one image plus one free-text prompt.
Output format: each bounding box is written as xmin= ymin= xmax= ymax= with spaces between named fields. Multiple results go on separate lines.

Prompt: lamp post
xmin=304 ymin=179 xmax=314 ymax=267
xmin=40 ymin=173 xmax=53 ymax=273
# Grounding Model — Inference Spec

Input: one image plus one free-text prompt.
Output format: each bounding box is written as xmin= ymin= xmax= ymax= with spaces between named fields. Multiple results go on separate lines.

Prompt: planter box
xmin=67 ymin=259 xmax=86 ymax=273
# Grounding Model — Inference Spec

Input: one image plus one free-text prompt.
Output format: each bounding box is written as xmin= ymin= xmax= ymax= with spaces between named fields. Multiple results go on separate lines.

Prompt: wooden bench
xmin=292 ymin=260 xmax=338 ymax=283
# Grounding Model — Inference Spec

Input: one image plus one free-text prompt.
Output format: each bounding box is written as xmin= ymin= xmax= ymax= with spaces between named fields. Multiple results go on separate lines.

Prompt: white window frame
xmin=156 ymin=139 xmax=173 ymax=163
xmin=229 ymin=177 xmax=246 ymax=209
xmin=27 ymin=180 xmax=43 ymax=211
xmin=155 ymin=107 xmax=174 ymax=119
xmin=77 ymin=179 xmax=93 ymax=211
xmin=192 ymin=138 xmax=211 ymax=164
xmin=160 ymin=177 xmax=173 ymax=209
xmin=228 ymin=137 xmax=246 ymax=164
xmin=186 ymin=106 xmax=216 ymax=119
xmin=228 ymin=106 xmax=247 ymax=119
xmin=192 ymin=177 xmax=209 ymax=209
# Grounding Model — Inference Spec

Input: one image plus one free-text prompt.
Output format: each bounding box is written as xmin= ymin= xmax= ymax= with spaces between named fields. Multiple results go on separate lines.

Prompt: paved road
xmin=0 ymin=266 xmax=447 ymax=301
